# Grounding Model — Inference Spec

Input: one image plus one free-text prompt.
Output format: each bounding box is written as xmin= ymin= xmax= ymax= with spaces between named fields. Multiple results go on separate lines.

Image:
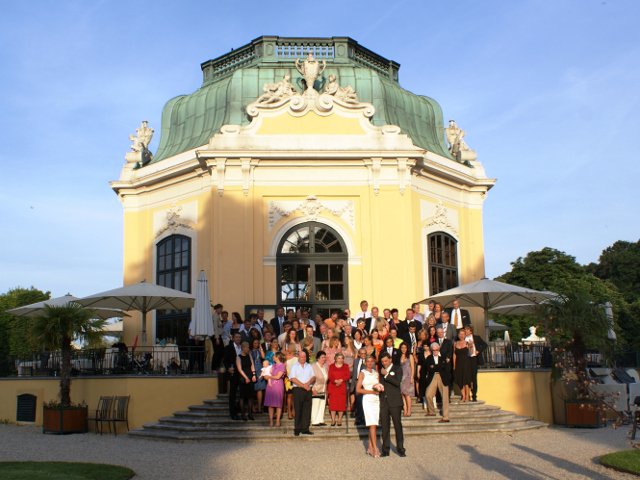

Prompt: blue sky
xmin=1 ymin=0 xmax=638 ymax=298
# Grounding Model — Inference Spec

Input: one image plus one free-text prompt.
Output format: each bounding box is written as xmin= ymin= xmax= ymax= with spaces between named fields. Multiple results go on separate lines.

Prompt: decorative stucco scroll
xmin=155 ymin=203 xmax=195 ymax=238
xmin=268 ymin=196 xmax=355 ymax=233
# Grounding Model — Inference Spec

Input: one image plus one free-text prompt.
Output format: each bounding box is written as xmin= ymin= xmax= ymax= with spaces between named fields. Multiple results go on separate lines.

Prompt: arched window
xmin=277 ymin=223 xmax=348 ymax=320
xmin=156 ymin=235 xmax=191 ymax=345
xmin=428 ymin=232 xmax=458 ymax=295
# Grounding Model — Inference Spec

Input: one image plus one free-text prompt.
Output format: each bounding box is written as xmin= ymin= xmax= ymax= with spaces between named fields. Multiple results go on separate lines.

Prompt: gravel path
xmin=0 ymin=424 xmax=636 ymax=479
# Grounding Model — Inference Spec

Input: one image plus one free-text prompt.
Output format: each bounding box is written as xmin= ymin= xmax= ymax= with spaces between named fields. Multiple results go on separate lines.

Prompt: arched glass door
xmin=277 ymin=222 xmax=348 ymax=320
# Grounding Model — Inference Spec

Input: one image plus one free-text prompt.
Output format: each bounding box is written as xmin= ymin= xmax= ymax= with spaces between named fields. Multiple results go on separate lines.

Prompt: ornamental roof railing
xmin=200 ymin=36 xmax=400 ymax=85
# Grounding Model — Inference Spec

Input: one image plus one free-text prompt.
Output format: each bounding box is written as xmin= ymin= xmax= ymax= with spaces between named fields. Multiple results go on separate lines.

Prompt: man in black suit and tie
xmin=379 ymin=352 xmax=406 ymax=457
xmin=222 ymin=332 xmax=242 ymax=420
xmin=270 ymin=307 xmax=287 ymax=337
xmin=448 ymin=299 xmax=471 ymax=329
xmin=400 ymin=321 xmax=420 ymax=355
xmin=351 ymin=348 xmax=367 ymax=426
xmin=423 ymin=342 xmax=450 ymax=423
xmin=464 ymin=325 xmax=488 ymax=402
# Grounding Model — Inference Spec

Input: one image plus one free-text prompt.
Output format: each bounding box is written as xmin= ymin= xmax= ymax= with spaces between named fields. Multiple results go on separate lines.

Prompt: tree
xmin=29 ymin=303 xmax=105 ymax=406
xmin=494 ymin=247 xmax=633 ymax=343
xmin=588 ymin=240 xmax=640 ymax=304
xmin=540 ymin=292 xmax=613 ymax=397
xmin=0 ymin=286 xmax=50 ymax=356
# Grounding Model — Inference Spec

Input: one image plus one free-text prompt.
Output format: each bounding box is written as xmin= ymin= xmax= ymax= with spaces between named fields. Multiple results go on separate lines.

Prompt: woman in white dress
xmin=356 ymin=355 xmax=380 ymax=458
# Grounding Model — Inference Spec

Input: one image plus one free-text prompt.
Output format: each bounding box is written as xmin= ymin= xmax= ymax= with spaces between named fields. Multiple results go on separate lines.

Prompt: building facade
xmin=111 ymin=37 xmax=496 ymax=346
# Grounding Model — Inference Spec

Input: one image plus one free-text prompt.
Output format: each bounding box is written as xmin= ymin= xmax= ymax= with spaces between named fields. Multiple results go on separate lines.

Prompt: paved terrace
xmin=0 ymin=424 xmax=635 ymax=479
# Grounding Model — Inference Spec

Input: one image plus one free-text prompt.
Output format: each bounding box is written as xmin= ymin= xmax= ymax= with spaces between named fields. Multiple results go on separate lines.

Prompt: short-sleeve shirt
xmin=289 ymin=362 xmax=315 ymax=387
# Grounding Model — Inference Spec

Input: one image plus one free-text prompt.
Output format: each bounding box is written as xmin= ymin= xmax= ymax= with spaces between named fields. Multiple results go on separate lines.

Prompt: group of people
xmin=219 ymin=300 xmax=488 ymax=457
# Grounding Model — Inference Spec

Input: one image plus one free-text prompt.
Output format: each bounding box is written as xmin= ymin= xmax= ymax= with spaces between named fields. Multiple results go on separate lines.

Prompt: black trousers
xmin=469 ymin=356 xmax=479 ymax=400
xmin=292 ymin=388 xmax=312 ymax=434
xmin=354 ymin=393 xmax=364 ymax=424
xmin=211 ymin=337 xmax=223 ymax=371
xmin=380 ymin=400 xmax=405 ymax=455
xmin=228 ymin=371 xmax=239 ymax=417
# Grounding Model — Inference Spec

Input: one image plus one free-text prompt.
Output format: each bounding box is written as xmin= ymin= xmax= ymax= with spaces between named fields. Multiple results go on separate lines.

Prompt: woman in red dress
xmin=327 ymin=352 xmax=351 ymax=426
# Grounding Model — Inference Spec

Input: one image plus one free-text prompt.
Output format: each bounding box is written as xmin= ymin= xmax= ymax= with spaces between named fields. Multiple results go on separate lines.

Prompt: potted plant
xmin=29 ymin=302 xmax=105 ymax=434
xmin=539 ymin=292 xmax=613 ymax=427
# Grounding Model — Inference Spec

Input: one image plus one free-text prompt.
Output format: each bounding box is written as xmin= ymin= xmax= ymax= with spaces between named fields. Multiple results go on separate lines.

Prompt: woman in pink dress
xmin=263 ymin=352 xmax=286 ymax=427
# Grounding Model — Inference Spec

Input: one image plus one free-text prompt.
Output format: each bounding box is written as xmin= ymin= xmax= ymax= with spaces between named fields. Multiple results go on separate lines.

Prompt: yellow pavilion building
xmin=111 ymin=36 xmax=496 ymax=346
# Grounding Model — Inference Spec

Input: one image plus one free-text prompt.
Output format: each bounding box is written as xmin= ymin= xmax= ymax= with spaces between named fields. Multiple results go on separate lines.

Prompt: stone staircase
xmin=129 ymin=393 xmax=547 ymax=442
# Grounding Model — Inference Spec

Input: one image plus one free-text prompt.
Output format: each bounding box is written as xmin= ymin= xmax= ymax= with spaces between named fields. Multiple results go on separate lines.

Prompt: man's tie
xmin=439 ymin=338 xmax=443 ymax=346
xmin=410 ymin=333 xmax=416 ymax=352
xmin=454 ymin=310 xmax=459 ymax=327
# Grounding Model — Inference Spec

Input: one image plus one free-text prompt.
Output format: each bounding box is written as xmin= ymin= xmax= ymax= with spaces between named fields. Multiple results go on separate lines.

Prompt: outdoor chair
xmin=87 ymin=396 xmax=114 ymax=435
xmin=105 ymin=395 xmax=130 ymax=436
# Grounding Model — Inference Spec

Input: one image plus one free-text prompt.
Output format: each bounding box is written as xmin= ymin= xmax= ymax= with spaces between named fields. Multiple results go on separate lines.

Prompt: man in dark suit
xmin=423 ymin=342 xmax=450 ymax=422
xmin=436 ymin=326 xmax=454 ymax=400
xmin=464 ymin=325 xmax=488 ymax=402
xmin=381 ymin=336 xmax=401 ymax=366
xmin=351 ymin=347 xmax=367 ymax=426
xmin=222 ymin=332 xmax=242 ymax=420
xmin=400 ymin=321 xmax=420 ymax=355
xmin=270 ymin=307 xmax=287 ymax=337
xmin=300 ymin=325 xmax=321 ymax=353
xmin=447 ymin=299 xmax=471 ymax=329
xmin=379 ymin=352 xmax=405 ymax=457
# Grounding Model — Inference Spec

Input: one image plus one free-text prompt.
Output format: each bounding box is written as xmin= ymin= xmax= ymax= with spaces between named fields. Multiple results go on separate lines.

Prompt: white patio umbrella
xmin=75 ymin=280 xmax=195 ymax=346
xmin=420 ymin=277 xmax=556 ymax=342
xmin=191 ymin=271 xmax=214 ymax=340
xmin=488 ymin=319 xmax=510 ymax=331
xmin=605 ymin=301 xmax=617 ymax=341
xmin=4 ymin=293 xmax=130 ymax=320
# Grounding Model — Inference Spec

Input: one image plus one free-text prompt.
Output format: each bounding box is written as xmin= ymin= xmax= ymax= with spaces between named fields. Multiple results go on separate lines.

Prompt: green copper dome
xmin=152 ymin=37 xmax=453 ymax=164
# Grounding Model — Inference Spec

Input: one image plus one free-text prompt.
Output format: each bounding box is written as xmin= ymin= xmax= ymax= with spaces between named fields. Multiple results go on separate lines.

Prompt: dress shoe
xmin=301 ymin=431 xmax=314 ymax=435
xmin=398 ymin=452 xmax=407 ymax=457
xmin=294 ymin=431 xmax=300 ymax=436
xmin=380 ymin=452 xmax=389 ymax=457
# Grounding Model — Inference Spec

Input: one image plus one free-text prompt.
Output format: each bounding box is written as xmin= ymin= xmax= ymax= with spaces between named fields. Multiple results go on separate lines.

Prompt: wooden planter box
xmin=43 ymin=405 xmax=88 ymax=434
xmin=564 ymin=399 xmax=602 ymax=428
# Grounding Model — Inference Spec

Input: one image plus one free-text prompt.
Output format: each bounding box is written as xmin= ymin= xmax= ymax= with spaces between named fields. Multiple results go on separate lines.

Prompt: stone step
xmin=156 ymin=411 xmax=517 ymax=429
xmin=148 ymin=415 xmax=525 ymax=433
xmin=128 ymin=421 xmax=547 ymax=442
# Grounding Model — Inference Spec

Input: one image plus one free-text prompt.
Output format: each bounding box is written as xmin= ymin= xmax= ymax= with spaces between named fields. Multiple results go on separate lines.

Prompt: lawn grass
xmin=600 ymin=450 xmax=640 ymax=476
xmin=0 ymin=462 xmax=135 ymax=480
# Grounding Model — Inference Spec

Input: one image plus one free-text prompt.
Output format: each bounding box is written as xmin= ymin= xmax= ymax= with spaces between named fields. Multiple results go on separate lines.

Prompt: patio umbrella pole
xmin=142 ymin=308 xmax=147 ymax=347
xmin=484 ymin=292 xmax=490 ymax=343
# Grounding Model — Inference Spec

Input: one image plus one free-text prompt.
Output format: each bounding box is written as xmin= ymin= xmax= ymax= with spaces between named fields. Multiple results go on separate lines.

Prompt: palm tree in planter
xmin=539 ymin=292 xmax=614 ymax=426
xmin=30 ymin=302 xmax=105 ymax=433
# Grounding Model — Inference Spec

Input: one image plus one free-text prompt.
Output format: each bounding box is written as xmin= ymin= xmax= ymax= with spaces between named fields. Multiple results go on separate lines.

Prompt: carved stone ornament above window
xmin=423 ymin=201 xmax=458 ymax=236
xmin=155 ymin=203 xmax=195 ymax=238
xmin=268 ymin=196 xmax=355 ymax=233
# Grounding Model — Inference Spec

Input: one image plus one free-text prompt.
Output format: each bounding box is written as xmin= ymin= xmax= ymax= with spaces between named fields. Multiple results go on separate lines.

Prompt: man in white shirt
xmin=289 ymin=350 xmax=316 ymax=436
xmin=412 ymin=303 xmax=424 ymax=324
xmin=449 ymin=299 xmax=471 ymax=329
xmin=255 ymin=309 xmax=267 ymax=332
xmin=354 ymin=300 xmax=372 ymax=322
xmin=344 ymin=308 xmax=355 ymax=328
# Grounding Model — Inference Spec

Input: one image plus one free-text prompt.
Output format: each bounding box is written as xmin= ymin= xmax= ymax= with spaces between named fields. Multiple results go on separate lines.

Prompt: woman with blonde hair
xmin=357 ymin=355 xmax=380 ymax=457
xmin=321 ymin=327 xmax=336 ymax=350
xmin=325 ymin=336 xmax=342 ymax=366
xmin=342 ymin=336 xmax=357 ymax=369
xmin=284 ymin=345 xmax=297 ymax=419
xmin=375 ymin=317 xmax=389 ymax=340
xmin=301 ymin=335 xmax=316 ymax=363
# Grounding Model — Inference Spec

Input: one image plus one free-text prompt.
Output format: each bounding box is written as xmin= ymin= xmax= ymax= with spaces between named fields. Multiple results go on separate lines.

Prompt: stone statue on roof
xmin=324 ymin=74 xmax=359 ymax=104
xmin=295 ymin=52 xmax=326 ymax=92
xmin=444 ymin=120 xmax=477 ymax=162
xmin=256 ymin=73 xmax=297 ymax=104
xmin=129 ymin=121 xmax=154 ymax=153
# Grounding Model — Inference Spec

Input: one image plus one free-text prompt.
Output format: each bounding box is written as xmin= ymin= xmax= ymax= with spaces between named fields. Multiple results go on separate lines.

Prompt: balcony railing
xmin=0 ymin=346 xmax=214 ymax=377
xmin=200 ymin=36 xmax=401 ymax=85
